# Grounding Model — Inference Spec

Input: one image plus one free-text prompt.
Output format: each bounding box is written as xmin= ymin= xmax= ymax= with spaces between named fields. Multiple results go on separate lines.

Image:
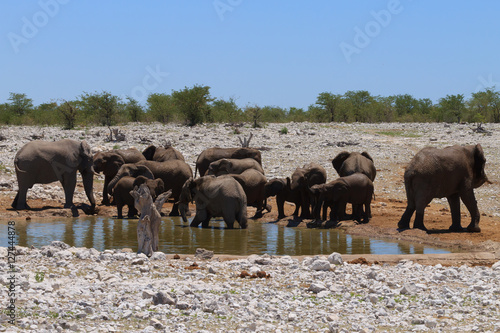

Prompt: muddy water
xmin=1 ymin=217 xmax=453 ymax=255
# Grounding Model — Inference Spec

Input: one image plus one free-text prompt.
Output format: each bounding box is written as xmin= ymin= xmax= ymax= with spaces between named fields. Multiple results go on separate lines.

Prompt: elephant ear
xmin=361 ymin=151 xmax=374 ymax=162
xmin=332 ymin=151 xmax=350 ymax=174
xmin=108 ymin=153 xmax=125 ymax=169
xmin=134 ymin=165 xmax=154 ymax=179
xmin=473 ymin=144 xmax=486 ymax=178
xmin=142 ymin=145 xmax=156 ymax=160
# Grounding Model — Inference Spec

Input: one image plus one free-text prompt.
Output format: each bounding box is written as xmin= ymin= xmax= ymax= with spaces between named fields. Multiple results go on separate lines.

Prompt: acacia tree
xmin=146 ymin=93 xmax=177 ymax=123
xmin=316 ymin=92 xmax=342 ymax=122
xmin=8 ymin=92 xmax=33 ymax=116
xmin=125 ymin=97 xmax=143 ymax=122
xmin=438 ymin=94 xmax=465 ymax=123
xmin=172 ymin=85 xmax=213 ymax=126
xmin=211 ymin=97 xmax=242 ymax=123
xmin=80 ymin=91 xmax=119 ymax=126
xmin=469 ymin=88 xmax=500 ymax=123
xmin=344 ymin=90 xmax=373 ymax=122
xmin=58 ymin=101 xmax=78 ymax=129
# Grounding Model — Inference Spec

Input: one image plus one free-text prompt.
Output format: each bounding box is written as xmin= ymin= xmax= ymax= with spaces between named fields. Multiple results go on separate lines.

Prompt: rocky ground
xmin=0 ymin=122 xmax=500 ymax=332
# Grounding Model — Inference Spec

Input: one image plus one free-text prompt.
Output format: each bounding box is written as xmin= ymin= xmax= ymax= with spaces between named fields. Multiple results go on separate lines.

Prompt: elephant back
xmin=138 ymin=160 xmax=193 ymax=200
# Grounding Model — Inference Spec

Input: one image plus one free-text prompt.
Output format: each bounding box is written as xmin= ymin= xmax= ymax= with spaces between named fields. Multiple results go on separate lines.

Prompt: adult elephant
xmin=110 ymin=175 xmax=164 ymax=219
xmin=93 ymin=148 xmax=145 ymax=205
xmin=220 ymin=169 xmax=269 ymax=218
xmin=398 ymin=144 xmax=489 ymax=232
xmin=309 ymin=173 xmax=374 ymax=224
xmin=195 ymin=147 xmax=262 ymax=177
xmin=108 ymin=160 xmax=193 ymax=216
xmin=290 ymin=162 xmax=327 ymax=219
xmin=12 ymin=139 xmax=95 ymax=212
xmin=207 ymin=158 xmax=265 ymax=176
xmin=142 ymin=145 xmax=185 ymax=162
xmin=265 ymin=178 xmax=300 ymax=219
xmin=332 ymin=151 xmax=376 ymax=181
xmin=178 ymin=176 xmax=247 ymax=229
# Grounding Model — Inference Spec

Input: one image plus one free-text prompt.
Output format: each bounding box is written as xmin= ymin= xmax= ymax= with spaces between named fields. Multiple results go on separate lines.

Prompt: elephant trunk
xmin=179 ymin=202 xmax=189 ymax=222
xmin=108 ymin=169 xmax=127 ymax=194
xmin=81 ymin=170 xmax=96 ymax=212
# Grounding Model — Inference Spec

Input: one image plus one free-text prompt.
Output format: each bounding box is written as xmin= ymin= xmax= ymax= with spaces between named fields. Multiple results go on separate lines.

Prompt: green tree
xmin=469 ymin=88 xmax=500 ymax=123
xmin=316 ymin=92 xmax=342 ymax=122
xmin=244 ymin=105 xmax=263 ymax=128
xmin=438 ymin=94 xmax=465 ymax=123
xmin=80 ymin=91 xmax=119 ymax=126
xmin=211 ymin=97 xmax=242 ymax=123
xmin=344 ymin=90 xmax=373 ymax=122
xmin=146 ymin=93 xmax=177 ymax=123
xmin=58 ymin=101 xmax=79 ymax=129
xmin=261 ymin=106 xmax=287 ymax=122
xmin=32 ymin=102 xmax=60 ymax=125
xmin=287 ymin=107 xmax=306 ymax=122
xmin=394 ymin=94 xmax=418 ymax=118
xmin=125 ymin=97 xmax=143 ymax=122
xmin=172 ymin=85 xmax=213 ymax=126
xmin=8 ymin=92 xmax=33 ymax=117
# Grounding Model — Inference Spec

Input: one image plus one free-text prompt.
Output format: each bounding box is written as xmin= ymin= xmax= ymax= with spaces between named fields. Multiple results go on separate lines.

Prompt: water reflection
xmin=0 ymin=217 xmax=451 ymax=256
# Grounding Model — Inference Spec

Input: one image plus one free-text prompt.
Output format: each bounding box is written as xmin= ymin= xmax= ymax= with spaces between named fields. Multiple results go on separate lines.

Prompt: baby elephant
xmin=309 ymin=173 xmax=374 ymax=224
xmin=111 ymin=176 xmax=165 ymax=218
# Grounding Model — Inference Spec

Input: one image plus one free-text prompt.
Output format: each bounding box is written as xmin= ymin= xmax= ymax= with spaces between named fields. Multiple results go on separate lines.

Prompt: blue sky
xmin=1 ymin=1 xmax=499 ymax=109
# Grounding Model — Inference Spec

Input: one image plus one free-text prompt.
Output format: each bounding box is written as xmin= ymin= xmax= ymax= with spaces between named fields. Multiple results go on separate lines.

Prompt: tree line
xmin=1 ymin=85 xmax=499 ymax=129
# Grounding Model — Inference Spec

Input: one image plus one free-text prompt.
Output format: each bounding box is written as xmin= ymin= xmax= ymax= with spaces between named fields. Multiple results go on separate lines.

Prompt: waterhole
xmin=1 ymin=217 xmax=453 ymax=256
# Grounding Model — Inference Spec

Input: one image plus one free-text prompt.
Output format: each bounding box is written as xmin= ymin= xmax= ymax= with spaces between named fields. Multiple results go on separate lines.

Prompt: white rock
xmin=328 ymin=252 xmax=343 ymax=265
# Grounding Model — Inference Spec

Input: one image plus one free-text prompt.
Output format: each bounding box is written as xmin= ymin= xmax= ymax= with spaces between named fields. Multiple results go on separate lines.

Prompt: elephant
xmin=219 ymin=169 xmax=270 ymax=218
xmin=309 ymin=173 xmax=374 ymax=224
xmin=178 ymin=176 xmax=248 ymax=229
xmin=195 ymin=147 xmax=262 ymax=177
xmin=332 ymin=151 xmax=376 ymax=181
xmin=12 ymin=139 xmax=96 ymax=212
xmin=93 ymin=148 xmax=145 ymax=205
xmin=108 ymin=160 xmax=193 ymax=216
xmin=264 ymin=178 xmax=300 ymax=219
xmin=398 ymin=144 xmax=489 ymax=233
xmin=290 ymin=162 xmax=327 ymax=219
xmin=207 ymin=158 xmax=265 ymax=176
xmin=142 ymin=144 xmax=185 ymax=162
xmin=110 ymin=175 xmax=164 ymax=219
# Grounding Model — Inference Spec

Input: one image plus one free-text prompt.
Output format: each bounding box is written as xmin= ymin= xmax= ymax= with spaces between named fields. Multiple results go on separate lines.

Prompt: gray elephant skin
xmin=142 ymin=145 xmax=185 ymax=162
xmin=108 ymin=160 xmax=193 ymax=216
xmin=178 ymin=176 xmax=248 ymax=229
xmin=111 ymin=175 xmax=164 ymax=219
xmin=219 ymin=169 xmax=269 ymax=218
xmin=12 ymin=139 xmax=96 ymax=211
xmin=398 ymin=144 xmax=489 ymax=232
xmin=207 ymin=158 xmax=265 ymax=176
xmin=93 ymin=148 xmax=145 ymax=205
xmin=195 ymin=147 xmax=262 ymax=177
xmin=309 ymin=173 xmax=374 ymax=224
xmin=332 ymin=151 xmax=376 ymax=181
xmin=265 ymin=177 xmax=300 ymax=219
xmin=290 ymin=162 xmax=327 ymax=219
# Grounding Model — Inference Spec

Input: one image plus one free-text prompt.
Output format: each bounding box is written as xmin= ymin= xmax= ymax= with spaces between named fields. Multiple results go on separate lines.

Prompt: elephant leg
xmin=461 ymin=190 xmax=481 ymax=233
xmin=61 ymin=173 xmax=77 ymax=208
xmin=338 ymin=202 xmax=348 ymax=220
xmin=413 ymin=197 xmax=432 ymax=232
xmin=277 ymin=195 xmax=286 ymax=219
xmin=397 ymin=192 xmax=416 ymax=230
xmin=201 ymin=214 xmax=212 ymax=228
xmin=352 ymin=204 xmax=363 ymax=223
xmin=299 ymin=192 xmax=312 ymax=219
xmin=447 ymin=194 xmax=463 ymax=231
xmin=13 ymin=189 xmax=30 ymax=210
xmin=191 ymin=209 xmax=207 ymax=227
xmin=363 ymin=200 xmax=371 ymax=224
xmin=102 ymin=176 xmax=111 ymax=205
xmin=169 ymin=201 xmax=180 ymax=216
xmin=127 ymin=205 xmax=138 ymax=218
xmin=223 ymin=211 xmax=235 ymax=229
xmin=117 ymin=202 xmax=124 ymax=219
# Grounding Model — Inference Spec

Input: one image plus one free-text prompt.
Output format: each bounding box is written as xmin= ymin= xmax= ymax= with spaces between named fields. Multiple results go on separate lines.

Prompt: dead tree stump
xmin=130 ymin=184 xmax=172 ymax=256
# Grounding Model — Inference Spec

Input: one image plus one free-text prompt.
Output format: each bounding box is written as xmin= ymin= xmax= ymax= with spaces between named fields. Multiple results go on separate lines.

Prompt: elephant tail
xmin=14 ymin=157 xmax=27 ymax=174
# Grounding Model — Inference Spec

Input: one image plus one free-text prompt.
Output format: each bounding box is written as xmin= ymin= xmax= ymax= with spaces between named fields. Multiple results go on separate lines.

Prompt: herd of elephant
xmin=11 ymin=138 xmax=490 ymax=233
